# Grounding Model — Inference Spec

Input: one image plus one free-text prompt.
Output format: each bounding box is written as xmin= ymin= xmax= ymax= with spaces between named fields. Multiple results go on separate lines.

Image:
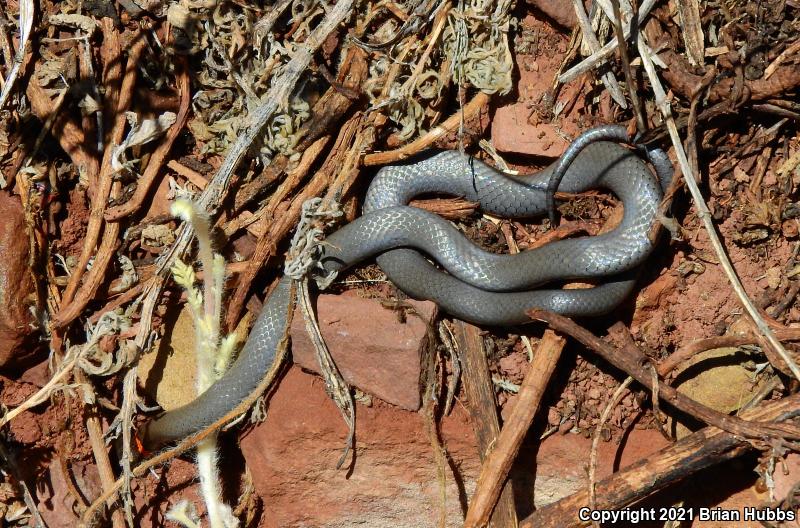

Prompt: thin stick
xmin=608 ymin=0 xmax=646 ymax=132
xmin=196 ymin=0 xmax=355 ymax=214
xmin=0 ymin=0 xmax=33 ymax=111
xmin=588 ymin=376 xmax=633 ymax=528
xmin=224 ymin=116 xmax=354 ymax=331
xmin=463 ymin=330 xmax=566 ymax=528
xmin=0 ymin=355 xmax=78 ymax=427
xmin=133 ymin=0 xmax=356 ymax=353
xmin=75 ymin=370 xmax=125 ymax=528
xmin=25 ymin=77 xmax=94 ymax=181
xmin=636 ymin=35 xmax=800 ymax=382
xmin=222 ymin=135 xmax=330 ymax=238
xmin=362 ymin=92 xmax=490 ymax=166
xmin=570 ymin=0 xmax=627 ymax=108
xmin=104 ymin=61 xmax=191 ymax=220
xmin=558 ymin=0 xmax=659 ymax=84
xmin=520 ymin=392 xmax=800 ymax=528
xmin=401 ymin=3 xmax=451 ymax=95
xmin=657 ymin=327 xmax=800 ymax=377
xmin=528 ymin=309 xmax=800 ymax=440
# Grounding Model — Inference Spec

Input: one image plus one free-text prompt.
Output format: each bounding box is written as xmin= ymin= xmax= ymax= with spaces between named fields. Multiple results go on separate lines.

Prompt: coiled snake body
xmin=142 ymin=129 xmax=667 ymax=449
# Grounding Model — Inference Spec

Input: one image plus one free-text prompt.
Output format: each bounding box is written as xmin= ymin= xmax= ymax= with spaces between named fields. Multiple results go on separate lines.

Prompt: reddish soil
xmin=1 ymin=2 xmax=798 ymax=527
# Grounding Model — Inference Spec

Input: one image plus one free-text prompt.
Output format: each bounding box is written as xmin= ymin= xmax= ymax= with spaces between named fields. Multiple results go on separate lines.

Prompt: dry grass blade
xmin=0 ymin=355 xmax=78 ymax=427
xmin=636 ymin=34 xmax=800 ymax=383
xmin=0 ymin=0 xmax=33 ymax=111
xmin=558 ymin=0 xmax=658 ymax=84
xmin=570 ymin=0 xmax=627 ymax=108
xmin=588 ymin=376 xmax=633 ymax=528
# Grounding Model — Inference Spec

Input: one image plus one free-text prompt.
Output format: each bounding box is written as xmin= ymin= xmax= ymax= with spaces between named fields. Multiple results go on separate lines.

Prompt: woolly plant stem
xmin=196 ymin=437 xmax=227 ymax=528
xmin=170 ymin=200 xmax=235 ymax=528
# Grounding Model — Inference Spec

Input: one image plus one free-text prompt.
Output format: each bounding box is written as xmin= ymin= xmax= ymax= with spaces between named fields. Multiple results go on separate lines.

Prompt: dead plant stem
xmin=636 ymin=36 xmax=800 ymax=382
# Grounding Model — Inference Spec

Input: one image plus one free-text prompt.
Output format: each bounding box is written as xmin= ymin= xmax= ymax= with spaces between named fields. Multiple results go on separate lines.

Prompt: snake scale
xmin=141 ymin=126 xmax=668 ymax=449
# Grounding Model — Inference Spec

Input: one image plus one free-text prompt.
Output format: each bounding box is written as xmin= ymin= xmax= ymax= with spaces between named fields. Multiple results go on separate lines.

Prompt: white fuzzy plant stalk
xmin=169 ymin=200 xmax=239 ymax=528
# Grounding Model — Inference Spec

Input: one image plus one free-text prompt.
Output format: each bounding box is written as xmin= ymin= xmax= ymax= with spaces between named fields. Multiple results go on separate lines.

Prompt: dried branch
xmin=636 ymin=35 xmax=800 ymax=382
xmin=104 ymin=61 xmax=191 ymax=221
xmin=463 ymin=331 xmax=565 ymax=528
xmin=139 ymin=0 xmax=356 ymax=350
xmin=75 ymin=370 xmax=125 ymax=528
xmin=55 ymin=34 xmax=147 ymax=326
xmin=558 ymin=0 xmax=658 ymax=84
xmin=362 ymin=92 xmax=490 ymax=166
xmin=657 ymin=327 xmax=800 ymax=377
xmin=521 ymin=392 xmax=800 ymax=528
xmin=570 ymin=0 xmax=627 ymax=108
xmin=528 ymin=309 xmax=800 ymax=440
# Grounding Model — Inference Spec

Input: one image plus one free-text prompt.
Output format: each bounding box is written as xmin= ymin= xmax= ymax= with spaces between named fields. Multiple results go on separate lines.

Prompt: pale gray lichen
xmin=443 ymin=0 xmax=513 ymax=95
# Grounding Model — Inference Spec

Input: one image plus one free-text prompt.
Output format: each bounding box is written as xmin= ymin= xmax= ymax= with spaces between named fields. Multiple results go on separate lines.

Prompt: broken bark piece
xmin=453 ymin=321 xmax=518 ymax=528
xmin=464 ymin=330 xmax=565 ymax=528
xmin=290 ymin=292 xmax=436 ymax=411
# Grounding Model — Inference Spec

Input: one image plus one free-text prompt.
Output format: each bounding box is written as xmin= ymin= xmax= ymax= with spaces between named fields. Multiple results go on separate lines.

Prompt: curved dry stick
xmin=104 ymin=62 xmax=191 ymax=221
xmin=58 ymin=35 xmax=146 ymax=310
xmin=362 ymin=92 xmax=490 ymax=166
xmin=660 ymin=49 xmax=800 ymax=104
xmin=589 ymin=376 xmax=634 ymax=528
xmin=529 ymin=310 xmax=800 ymax=441
xmin=657 ymin=327 xmax=800 ymax=377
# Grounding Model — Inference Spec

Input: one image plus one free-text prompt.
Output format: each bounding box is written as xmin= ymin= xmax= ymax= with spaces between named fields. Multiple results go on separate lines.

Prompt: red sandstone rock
xmin=526 ymin=0 xmax=577 ymax=28
xmin=240 ymin=367 xmax=479 ymax=528
xmin=0 ymin=191 xmax=37 ymax=367
xmin=773 ymin=453 xmax=800 ymax=526
xmin=492 ymin=103 xmax=571 ymax=157
xmin=290 ymin=292 xmax=436 ymax=411
xmin=490 ymin=19 xmax=586 ymax=157
xmin=239 ymin=368 xmax=674 ymax=526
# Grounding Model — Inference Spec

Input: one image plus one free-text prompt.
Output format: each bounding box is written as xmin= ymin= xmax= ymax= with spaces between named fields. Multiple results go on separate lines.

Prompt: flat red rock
xmin=290 ymin=292 xmax=436 ymax=411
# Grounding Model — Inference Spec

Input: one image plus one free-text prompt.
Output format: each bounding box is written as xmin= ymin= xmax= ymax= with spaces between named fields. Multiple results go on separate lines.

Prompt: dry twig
xmin=528 ymin=309 xmax=800 ymax=440
xmin=362 ymin=92 xmax=489 ymax=166
xmin=636 ymin=33 xmax=800 ymax=382
xmin=521 ymin=392 xmax=800 ymax=528
xmin=453 ymin=321 xmax=518 ymax=528
xmin=103 ymin=61 xmax=191 ymax=221
xmin=463 ymin=331 xmax=565 ymax=528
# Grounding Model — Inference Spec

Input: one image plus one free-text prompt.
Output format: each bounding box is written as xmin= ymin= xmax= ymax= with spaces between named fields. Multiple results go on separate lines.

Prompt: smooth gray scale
xmin=142 ymin=136 xmax=666 ymax=449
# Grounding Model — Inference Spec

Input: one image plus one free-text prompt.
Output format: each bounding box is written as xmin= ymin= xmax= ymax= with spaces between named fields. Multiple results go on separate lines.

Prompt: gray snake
xmin=141 ymin=126 xmax=668 ymax=449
